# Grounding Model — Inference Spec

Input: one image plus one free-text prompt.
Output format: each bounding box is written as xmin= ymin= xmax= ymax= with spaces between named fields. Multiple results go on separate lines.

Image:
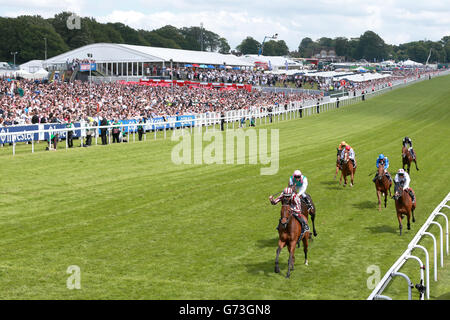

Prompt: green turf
xmin=0 ymin=75 xmax=449 ymax=300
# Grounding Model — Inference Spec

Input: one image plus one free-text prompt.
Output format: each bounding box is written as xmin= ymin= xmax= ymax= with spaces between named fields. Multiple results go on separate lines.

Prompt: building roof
xmin=44 ymin=43 xmax=253 ymax=67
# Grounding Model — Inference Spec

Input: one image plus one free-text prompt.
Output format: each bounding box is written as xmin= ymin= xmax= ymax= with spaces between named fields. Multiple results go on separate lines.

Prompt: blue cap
xmin=378 ymin=154 xmax=385 ymax=159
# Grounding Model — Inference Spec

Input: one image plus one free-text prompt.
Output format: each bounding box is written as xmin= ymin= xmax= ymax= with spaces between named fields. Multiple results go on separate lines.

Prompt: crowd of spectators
xmin=0 ymin=78 xmax=321 ymax=127
xmin=0 ymin=67 xmax=442 ymax=128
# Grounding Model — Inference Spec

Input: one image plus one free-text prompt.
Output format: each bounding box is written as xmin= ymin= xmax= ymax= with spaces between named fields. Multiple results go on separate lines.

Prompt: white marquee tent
xmin=43 ymin=43 xmax=253 ymax=77
xmin=400 ymin=59 xmax=423 ymax=66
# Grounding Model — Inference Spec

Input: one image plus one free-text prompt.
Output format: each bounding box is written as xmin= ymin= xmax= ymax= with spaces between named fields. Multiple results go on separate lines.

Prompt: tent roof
xmin=241 ymin=55 xmax=301 ymax=67
xmin=401 ymin=59 xmax=423 ymax=66
xmin=334 ymin=73 xmax=391 ymax=82
xmin=44 ymin=43 xmax=253 ymax=66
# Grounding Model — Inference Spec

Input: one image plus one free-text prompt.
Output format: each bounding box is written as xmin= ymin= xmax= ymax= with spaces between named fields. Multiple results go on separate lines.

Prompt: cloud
xmin=1 ymin=0 xmax=449 ymax=50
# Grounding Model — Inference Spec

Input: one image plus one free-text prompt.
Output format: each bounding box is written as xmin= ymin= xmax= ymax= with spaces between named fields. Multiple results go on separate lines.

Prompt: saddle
xmin=293 ymin=213 xmax=310 ymax=247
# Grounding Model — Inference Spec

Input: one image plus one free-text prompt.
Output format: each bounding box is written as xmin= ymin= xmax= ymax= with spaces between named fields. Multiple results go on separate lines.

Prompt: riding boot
xmin=386 ymin=172 xmax=392 ymax=182
xmin=408 ymin=189 xmax=415 ymax=203
xmin=297 ymin=218 xmax=309 ymax=246
xmin=372 ymin=173 xmax=378 ymax=183
xmin=303 ymin=196 xmax=313 ymax=211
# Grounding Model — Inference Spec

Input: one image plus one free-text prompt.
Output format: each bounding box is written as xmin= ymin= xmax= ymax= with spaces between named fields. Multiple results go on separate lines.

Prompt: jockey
xmin=335 ymin=141 xmax=347 ymax=179
xmin=402 ymin=136 xmax=416 ymax=159
xmin=289 ymin=170 xmax=313 ymax=211
xmin=269 ymin=187 xmax=310 ymax=240
xmin=373 ymin=154 xmax=392 ymax=182
xmin=337 ymin=141 xmax=347 ymax=157
xmin=394 ymin=169 xmax=415 ymax=203
xmin=341 ymin=144 xmax=356 ymax=168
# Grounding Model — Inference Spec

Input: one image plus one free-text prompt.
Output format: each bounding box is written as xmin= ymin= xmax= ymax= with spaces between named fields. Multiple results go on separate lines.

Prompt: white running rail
xmin=367 ymin=192 xmax=450 ymax=300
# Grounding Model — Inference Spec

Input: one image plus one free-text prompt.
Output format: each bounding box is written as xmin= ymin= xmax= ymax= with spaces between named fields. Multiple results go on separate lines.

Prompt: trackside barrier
xmin=2 ymin=70 xmax=450 ymax=156
xmin=367 ymin=192 xmax=450 ymax=300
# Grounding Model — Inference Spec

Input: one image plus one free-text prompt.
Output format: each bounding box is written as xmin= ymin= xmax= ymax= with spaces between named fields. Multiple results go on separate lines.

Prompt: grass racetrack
xmin=0 ymin=75 xmax=449 ymax=300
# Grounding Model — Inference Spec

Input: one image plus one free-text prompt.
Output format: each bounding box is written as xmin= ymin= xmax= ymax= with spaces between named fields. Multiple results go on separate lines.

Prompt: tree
xmin=218 ymin=37 xmax=231 ymax=54
xmin=334 ymin=37 xmax=349 ymax=58
xmin=236 ymin=37 xmax=261 ymax=55
xmin=354 ymin=31 xmax=388 ymax=62
xmin=298 ymin=37 xmax=318 ymax=57
xmin=262 ymin=40 xmax=289 ymax=56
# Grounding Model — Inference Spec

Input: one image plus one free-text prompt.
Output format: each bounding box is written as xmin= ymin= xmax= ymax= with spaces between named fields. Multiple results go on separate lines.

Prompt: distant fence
xmin=367 ymin=192 xmax=450 ymax=300
xmin=1 ymin=69 xmax=450 ymax=156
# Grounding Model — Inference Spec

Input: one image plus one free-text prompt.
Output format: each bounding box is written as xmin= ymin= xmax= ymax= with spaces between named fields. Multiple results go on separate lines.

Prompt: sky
xmin=1 ymin=0 xmax=450 ymax=50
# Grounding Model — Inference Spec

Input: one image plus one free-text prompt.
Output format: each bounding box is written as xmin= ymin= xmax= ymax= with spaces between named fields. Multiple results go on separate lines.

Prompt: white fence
xmin=367 ymin=192 xmax=450 ymax=300
xmin=1 ymin=69 xmax=450 ymax=156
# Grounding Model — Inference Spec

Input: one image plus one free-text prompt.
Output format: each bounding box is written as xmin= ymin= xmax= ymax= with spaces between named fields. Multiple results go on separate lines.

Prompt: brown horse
xmin=374 ymin=163 xmax=392 ymax=211
xmin=402 ymin=146 xmax=419 ymax=174
xmin=339 ymin=150 xmax=356 ymax=187
xmin=393 ymin=183 xmax=416 ymax=236
xmin=274 ymin=196 xmax=310 ymax=278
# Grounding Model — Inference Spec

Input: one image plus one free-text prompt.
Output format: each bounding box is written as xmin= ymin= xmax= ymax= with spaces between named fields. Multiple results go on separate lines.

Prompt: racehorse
xmin=374 ymin=163 xmax=392 ymax=211
xmin=339 ymin=149 xmax=356 ymax=187
xmin=393 ymin=183 xmax=416 ymax=236
xmin=402 ymin=146 xmax=419 ymax=174
xmin=274 ymin=196 xmax=310 ymax=278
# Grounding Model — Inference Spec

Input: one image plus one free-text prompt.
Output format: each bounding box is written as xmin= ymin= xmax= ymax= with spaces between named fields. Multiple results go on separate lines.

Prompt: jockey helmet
xmin=378 ymin=154 xmax=385 ymax=160
xmin=283 ymin=187 xmax=293 ymax=197
xmin=405 ymin=136 xmax=409 ymax=140
xmin=293 ymin=170 xmax=302 ymax=178
xmin=340 ymin=141 xmax=346 ymax=146
xmin=397 ymin=169 xmax=405 ymax=175
xmin=345 ymin=145 xmax=351 ymax=151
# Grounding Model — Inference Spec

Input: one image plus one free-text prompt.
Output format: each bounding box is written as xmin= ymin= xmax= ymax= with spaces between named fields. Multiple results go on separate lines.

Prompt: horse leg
xmin=407 ymin=212 xmax=411 ymax=230
xmin=377 ymin=190 xmax=381 ymax=211
xmin=384 ymin=191 xmax=388 ymax=208
xmin=302 ymin=236 xmax=309 ymax=266
xmin=350 ymin=171 xmax=354 ymax=187
xmin=334 ymin=165 xmax=339 ymax=180
xmin=275 ymin=241 xmax=285 ymax=273
xmin=412 ymin=208 xmax=416 ymax=223
xmin=398 ymin=214 xmax=403 ymax=236
xmin=339 ymin=171 xmax=343 ymax=185
xmin=311 ymin=212 xmax=317 ymax=237
xmin=286 ymin=241 xmax=296 ymax=278
xmin=414 ymin=159 xmax=419 ymax=171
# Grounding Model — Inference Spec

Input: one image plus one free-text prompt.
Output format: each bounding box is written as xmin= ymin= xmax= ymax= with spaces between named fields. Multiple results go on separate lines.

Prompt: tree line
xmin=0 ymin=12 xmax=449 ymax=65
xmin=294 ymin=31 xmax=450 ymax=63
xmin=0 ymin=12 xmax=231 ymax=64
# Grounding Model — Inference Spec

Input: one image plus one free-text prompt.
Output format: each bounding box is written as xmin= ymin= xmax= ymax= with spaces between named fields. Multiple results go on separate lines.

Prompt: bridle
xmin=393 ymin=182 xmax=404 ymax=200
xmin=280 ymin=196 xmax=293 ymax=230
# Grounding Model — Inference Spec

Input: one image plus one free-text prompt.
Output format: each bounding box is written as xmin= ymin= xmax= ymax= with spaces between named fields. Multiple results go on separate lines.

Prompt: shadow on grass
xmin=245 ymin=260 xmax=278 ymax=276
xmin=353 ymin=200 xmax=376 ymax=210
xmin=365 ymin=224 xmax=398 ymax=234
xmin=256 ymin=237 xmax=279 ymax=249
xmin=319 ymin=180 xmax=343 ymax=190
xmin=434 ymin=292 xmax=450 ymax=300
